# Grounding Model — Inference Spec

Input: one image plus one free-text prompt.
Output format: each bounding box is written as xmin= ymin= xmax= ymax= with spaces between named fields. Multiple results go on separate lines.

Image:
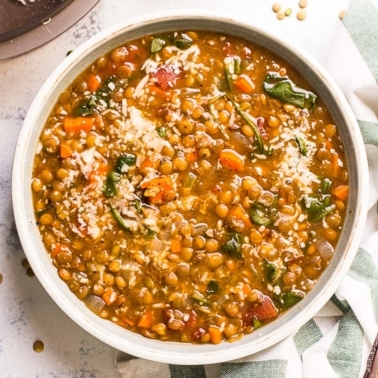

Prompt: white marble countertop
xmin=0 ymin=0 xmax=350 ymax=376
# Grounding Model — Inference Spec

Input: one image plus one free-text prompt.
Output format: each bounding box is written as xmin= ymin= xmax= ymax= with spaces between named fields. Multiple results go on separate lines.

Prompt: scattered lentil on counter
xmin=297 ymin=8 xmax=307 ymax=21
xmin=33 ymin=340 xmax=45 ymax=353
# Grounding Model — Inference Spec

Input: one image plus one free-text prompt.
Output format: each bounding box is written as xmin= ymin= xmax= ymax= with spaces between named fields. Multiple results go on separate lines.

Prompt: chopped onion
xmin=160 ymin=229 xmax=172 ymax=241
xmin=315 ymin=238 xmax=334 ymax=259
xmin=147 ymin=238 xmax=164 ymax=253
xmin=85 ymin=294 xmax=105 ymax=314
xmin=230 ymin=131 xmax=251 ymax=146
xmin=193 ymin=223 xmax=208 ymax=235
xmin=215 ymin=295 xmax=228 ymax=306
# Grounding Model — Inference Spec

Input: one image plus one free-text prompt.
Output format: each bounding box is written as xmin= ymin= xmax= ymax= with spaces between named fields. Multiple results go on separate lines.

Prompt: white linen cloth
xmin=117 ymin=1 xmax=378 ymax=376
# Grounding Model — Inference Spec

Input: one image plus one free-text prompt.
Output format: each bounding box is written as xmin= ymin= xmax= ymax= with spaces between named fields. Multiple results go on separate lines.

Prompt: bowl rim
xmin=12 ymin=9 xmax=369 ymax=365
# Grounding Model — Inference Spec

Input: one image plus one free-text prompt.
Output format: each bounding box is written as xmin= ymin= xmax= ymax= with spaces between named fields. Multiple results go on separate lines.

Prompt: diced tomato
xmin=192 ymin=327 xmax=206 ymax=342
xmin=184 ymin=310 xmax=198 ymax=330
xmin=222 ymin=41 xmax=237 ymax=57
xmin=242 ymin=47 xmax=252 ymax=59
xmin=243 ymin=295 xmax=279 ymax=325
xmin=153 ymin=66 xmax=180 ymax=90
xmin=212 ymin=185 xmax=222 ymax=194
xmin=126 ymin=44 xmax=142 ymax=64
xmin=253 ymin=295 xmax=278 ymax=320
xmin=104 ymin=59 xmax=117 ymax=76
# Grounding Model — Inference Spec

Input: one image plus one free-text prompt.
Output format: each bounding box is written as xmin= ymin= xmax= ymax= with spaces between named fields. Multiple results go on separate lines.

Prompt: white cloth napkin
xmin=117 ymin=0 xmax=378 ymax=376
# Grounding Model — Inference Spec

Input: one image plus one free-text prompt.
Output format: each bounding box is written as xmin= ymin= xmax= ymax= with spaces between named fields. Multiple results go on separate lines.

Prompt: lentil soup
xmin=32 ymin=31 xmax=348 ymax=344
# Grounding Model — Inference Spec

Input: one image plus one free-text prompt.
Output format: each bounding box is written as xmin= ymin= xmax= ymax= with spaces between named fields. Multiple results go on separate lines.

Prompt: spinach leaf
xmin=224 ymin=56 xmax=241 ymax=91
xmin=301 ymin=194 xmax=336 ymax=221
xmin=207 ymin=280 xmax=219 ymax=295
xmin=225 ymin=94 xmax=264 ymax=153
xmin=192 ymin=292 xmax=210 ymax=305
xmin=75 ymin=76 xmax=116 ymax=116
xmin=143 ymin=225 xmax=156 ymax=239
xmin=249 ymin=202 xmax=277 ymax=227
xmin=103 ymin=171 xmax=121 ymax=198
xmin=320 ymin=178 xmax=332 ymax=194
xmin=253 ymin=318 xmax=262 ymax=329
xmin=75 ymin=95 xmax=97 ymax=117
xmin=156 ymin=126 xmax=167 ymax=138
xmin=264 ymin=260 xmax=284 ymax=285
xmin=110 ymin=208 xmax=130 ymax=231
xmin=280 ymin=291 xmax=304 ymax=309
xmin=151 ymin=37 xmax=167 ymax=53
xmin=115 ymin=153 xmax=137 ymax=173
xmin=295 ymin=135 xmax=307 ymax=156
xmin=221 ymin=233 xmax=244 ymax=259
xmin=263 ymin=72 xmax=317 ymax=110
xmin=174 ymin=37 xmax=193 ymax=50
xmin=151 ymin=35 xmax=192 ymax=53
xmin=96 ymin=76 xmax=116 ymax=104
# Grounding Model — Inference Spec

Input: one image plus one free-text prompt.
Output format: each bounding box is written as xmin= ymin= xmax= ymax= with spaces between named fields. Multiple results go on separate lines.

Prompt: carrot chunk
xmin=184 ymin=147 xmax=198 ymax=162
xmin=333 ymin=184 xmax=349 ymax=200
xmin=137 ymin=310 xmax=153 ymax=328
xmin=102 ymin=287 xmax=118 ymax=306
xmin=64 ymin=116 xmax=94 ymax=133
xmin=234 ymin=74 xmax=255 ymax=93
xmin=140 ymin=156 xmax=161 ymax=170
xmin=60 ymin=142 xmax=72 ymax=158
xmin=121 ymin=317 xmax=135 ymax=327
xmin=148 ymin=84 xmax=172 ymax=99
xmin=171 ymin=239 xmax=182 ymax=253
xmin=330 ymin=152 xmax=340 ymax=177
xmin=88 ymin=163 xmax=109 ymax=186
xmin=141 ymin=176 xmax=175 ymax=204
xmin=208 ymin=325 xmax=222 ymax=344
xmin=87 ymin=74 xmax=102 ymax=92
xmin=219 ymin=149 xmax=245 ymax=172
xmin=51 ymin=243 xmax=63 ymax=258
xmin=227 ymin=204 xmax=252 ymax=228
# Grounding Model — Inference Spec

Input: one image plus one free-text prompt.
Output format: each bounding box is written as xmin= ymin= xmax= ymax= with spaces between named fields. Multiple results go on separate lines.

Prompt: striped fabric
xmin=117 ymin=1 xmax=378 ymax=376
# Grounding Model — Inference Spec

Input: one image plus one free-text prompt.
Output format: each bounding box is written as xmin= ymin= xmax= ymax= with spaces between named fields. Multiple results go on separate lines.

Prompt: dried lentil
xmin=33 ymin=340 xmax=44 ymax=353
xmin=297 ymin=9 xmax=307 ymax=20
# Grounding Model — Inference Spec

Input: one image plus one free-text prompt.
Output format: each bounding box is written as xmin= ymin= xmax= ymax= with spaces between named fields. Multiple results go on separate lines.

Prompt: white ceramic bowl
xmin=12 ymin=10 xmax=369 ymax=365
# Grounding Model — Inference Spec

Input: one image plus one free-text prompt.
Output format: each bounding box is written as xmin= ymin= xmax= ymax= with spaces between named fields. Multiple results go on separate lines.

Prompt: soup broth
xmin=32 ymin=31 xmax=348 ymax=344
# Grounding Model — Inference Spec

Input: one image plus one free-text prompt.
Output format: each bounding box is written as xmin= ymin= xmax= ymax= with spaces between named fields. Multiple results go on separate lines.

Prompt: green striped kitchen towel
xmin=116 ymin=0 xmax=378 ymax=376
